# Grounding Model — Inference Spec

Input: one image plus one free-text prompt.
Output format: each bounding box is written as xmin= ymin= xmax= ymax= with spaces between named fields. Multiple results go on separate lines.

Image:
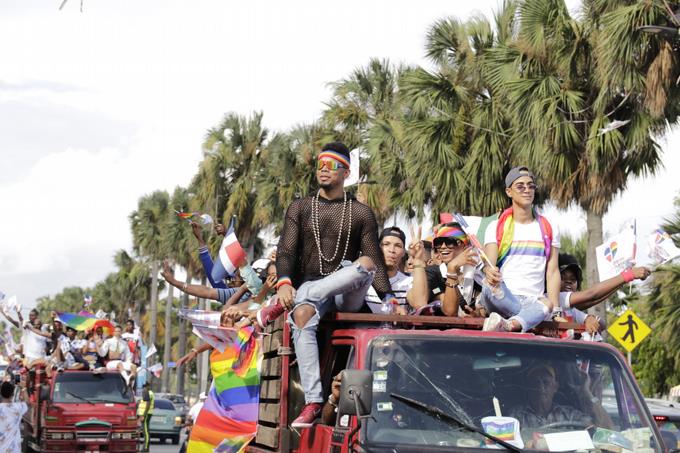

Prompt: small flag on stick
xmin=211 ymin=216 xmax=246 ymax=282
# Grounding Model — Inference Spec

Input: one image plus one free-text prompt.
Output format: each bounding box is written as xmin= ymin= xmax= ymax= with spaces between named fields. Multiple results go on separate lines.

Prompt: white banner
xmin=596 ymin=220 xmax=637 ymax=282
xmin=648 ymin=229 xmax=680 ymax=265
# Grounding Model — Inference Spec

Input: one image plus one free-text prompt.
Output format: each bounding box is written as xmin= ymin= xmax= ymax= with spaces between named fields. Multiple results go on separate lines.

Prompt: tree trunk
xmin=176 ymin=275 xmax=190 ymax=395
xmin=586 ymin=210 xmax=606 ymax=323
xmin=161 ymin=285 xmax=173 ymax=392
xmin=149 ymin=260 xmax=160 ymax=355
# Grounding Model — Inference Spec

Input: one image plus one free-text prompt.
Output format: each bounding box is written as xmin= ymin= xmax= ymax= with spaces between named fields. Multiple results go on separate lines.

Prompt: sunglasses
xmin=512 ymin=183 xmax=537 ymax=192
xmin=433 ymin=238 xmax=464 ymax=250
xmin=317 ymin=159 xmax=347 ymax=171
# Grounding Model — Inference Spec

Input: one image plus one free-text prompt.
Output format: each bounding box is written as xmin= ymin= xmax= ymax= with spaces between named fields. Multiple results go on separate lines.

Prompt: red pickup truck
xmin=247 ymin=314 xmax=671 ymax=453
xmin=22 ymin=366 xmax=139 ymax=453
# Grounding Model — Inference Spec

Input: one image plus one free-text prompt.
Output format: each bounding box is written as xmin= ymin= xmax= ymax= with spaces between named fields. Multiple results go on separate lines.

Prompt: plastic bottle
xmin=460 ymin=264 xmax=476 ymax=304
xmin=380 ymin=301 xmax=395 ymax=329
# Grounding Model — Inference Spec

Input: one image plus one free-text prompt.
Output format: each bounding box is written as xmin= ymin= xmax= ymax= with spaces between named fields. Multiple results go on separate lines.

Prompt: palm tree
xmin=398 ymin=5 xmax=517 ymax=219
xmin=129 ymin=190 xmax=170 ymax=350
xmin=193 ymin=112 xmax=268 ymax=249
xmin=595 ymin=0 xmax=680 ymax=121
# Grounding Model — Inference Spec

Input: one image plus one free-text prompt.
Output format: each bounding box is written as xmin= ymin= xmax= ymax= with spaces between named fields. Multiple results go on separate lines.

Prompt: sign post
xmin=607 ymin=309 xmax=651 ymax=364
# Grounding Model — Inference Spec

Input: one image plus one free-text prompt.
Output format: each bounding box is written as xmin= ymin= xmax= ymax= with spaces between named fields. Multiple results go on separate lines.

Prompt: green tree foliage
xmin=560 ymin=233 xmax=587 ymax=271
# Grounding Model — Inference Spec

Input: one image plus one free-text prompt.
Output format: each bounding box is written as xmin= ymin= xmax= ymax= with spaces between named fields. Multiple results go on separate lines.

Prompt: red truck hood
xmin=47 ymin=402 xmax=136 ymax=427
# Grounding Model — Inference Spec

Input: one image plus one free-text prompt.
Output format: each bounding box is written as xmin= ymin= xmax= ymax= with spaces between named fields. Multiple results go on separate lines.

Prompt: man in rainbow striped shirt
xmin=481 ymin=166 xmax=561 ymax=332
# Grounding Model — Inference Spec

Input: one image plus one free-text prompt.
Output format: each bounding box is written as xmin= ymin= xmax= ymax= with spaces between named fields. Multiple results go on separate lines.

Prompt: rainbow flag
xmin=56 ymin=312 xmax=114 ymax=336
xmin=188 ymin=326 xmax=261 ymax=453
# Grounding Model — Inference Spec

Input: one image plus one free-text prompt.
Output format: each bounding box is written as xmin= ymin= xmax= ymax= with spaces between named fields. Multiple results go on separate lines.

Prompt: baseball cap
xmin=558 ymin=253 xmax=583 ymax=283
xmin=505 ymin=166 xmax=535 ymax=188
xmin=379 ymin=226 xmax=406 ymax=246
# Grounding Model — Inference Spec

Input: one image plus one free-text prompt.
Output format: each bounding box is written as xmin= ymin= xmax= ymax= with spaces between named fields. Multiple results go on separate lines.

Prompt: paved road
xmin=149 ymin=432 xmax=188 ymax=452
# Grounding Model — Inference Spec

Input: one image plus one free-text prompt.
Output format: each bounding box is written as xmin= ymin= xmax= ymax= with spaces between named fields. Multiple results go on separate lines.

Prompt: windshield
xmin=53 ymin=372 xmax=132 ymax=404
xmin=365 ymin=336 xmax=660 ymax=452
xmin=155 ymin=399 xmax=176 ymax=410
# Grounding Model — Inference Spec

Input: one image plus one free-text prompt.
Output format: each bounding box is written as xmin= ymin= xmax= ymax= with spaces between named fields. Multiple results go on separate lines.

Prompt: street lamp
xmin=638 ymin=25 xmax=680 ymax=40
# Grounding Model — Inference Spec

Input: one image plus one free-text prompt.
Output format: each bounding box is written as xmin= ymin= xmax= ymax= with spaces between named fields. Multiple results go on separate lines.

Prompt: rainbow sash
xmin=496 ymin=208 xmax=553 ymax=267
xmin=188 ymin=327 xmax=261 ymax=453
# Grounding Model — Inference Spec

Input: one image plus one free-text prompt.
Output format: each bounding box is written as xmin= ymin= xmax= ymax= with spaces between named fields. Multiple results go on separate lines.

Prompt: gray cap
xmin=505 ymin=166 xmax=535 ymax=188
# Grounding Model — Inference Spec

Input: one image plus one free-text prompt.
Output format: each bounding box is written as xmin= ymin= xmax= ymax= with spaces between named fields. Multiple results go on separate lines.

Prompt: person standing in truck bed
xmin=253 ymin=141 xmax=396 ymax=428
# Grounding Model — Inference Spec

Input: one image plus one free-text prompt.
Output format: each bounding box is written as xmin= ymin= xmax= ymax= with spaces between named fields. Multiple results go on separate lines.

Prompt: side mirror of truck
xmin=338 ymin=369 xmax=372 ymax=417
xmin=40 ymin=384 xmax=51 ymax=402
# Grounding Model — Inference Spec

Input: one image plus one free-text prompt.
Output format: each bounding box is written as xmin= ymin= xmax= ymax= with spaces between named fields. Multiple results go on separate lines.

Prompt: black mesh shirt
xmin=275 ymin=194 xmax=393 ymax=299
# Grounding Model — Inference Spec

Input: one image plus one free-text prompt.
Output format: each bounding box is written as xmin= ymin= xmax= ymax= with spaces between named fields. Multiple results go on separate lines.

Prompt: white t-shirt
xmin=189 ymin=401 xmax=204 ymax=422
xmin=0 ymin=401 xmax=28 ymax=451
xmin=554 ymin=292 xmax=587 ymax=324
xmin=484 ymin=216 xmax=560 ymax=297
xmin=99 ymin=337 xmax=131 ymax=362
xmin=366 ymin=271 xmax=413 ymax=313
xmin=21 ymin=326 xmax=48 ymax=361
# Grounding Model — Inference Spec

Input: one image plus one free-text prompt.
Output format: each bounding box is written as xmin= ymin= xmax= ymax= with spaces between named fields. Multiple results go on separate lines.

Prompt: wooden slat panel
xmin=256 ymin=424 xmax=279 ymax=449
xmin=261 ymin=356 xmax=282 ymax=377
xmin=260 ymin=378 xmax=281 ymax=400
xmin=259 ymin=402 xmax=280 ymax=424
xmin=263 ymin=329 xmax=284 ymax=353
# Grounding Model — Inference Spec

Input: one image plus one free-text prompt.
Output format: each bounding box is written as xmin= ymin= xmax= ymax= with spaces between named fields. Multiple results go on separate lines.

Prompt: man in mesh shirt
xmin=255 ymin=141 xmax=395 ymax=428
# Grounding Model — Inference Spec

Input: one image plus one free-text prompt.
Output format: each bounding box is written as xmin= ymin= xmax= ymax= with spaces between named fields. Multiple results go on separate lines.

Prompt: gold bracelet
xmin=412 ymin=264 xmax=426 ymax=269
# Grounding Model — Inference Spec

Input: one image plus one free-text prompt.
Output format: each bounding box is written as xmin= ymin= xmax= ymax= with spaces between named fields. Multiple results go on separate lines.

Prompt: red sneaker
xmin=291 ymin=403 xmax=323 ymax=429
xmin=256 ymin=299 xmax=285 ymax=328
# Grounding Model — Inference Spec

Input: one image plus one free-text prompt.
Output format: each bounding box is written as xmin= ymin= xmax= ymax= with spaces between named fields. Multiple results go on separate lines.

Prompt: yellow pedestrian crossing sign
xmin=608 ymin=309 xmax=651 ymax=352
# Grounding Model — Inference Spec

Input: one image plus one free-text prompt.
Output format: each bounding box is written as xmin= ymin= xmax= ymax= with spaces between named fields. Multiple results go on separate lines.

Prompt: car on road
xmin=646 ymin=398 xmax=680 ymax=449
xmin=156 ymin=392 xmax=189 ymax=420
xmin=149 ymin=398 xmax=183 ymax=445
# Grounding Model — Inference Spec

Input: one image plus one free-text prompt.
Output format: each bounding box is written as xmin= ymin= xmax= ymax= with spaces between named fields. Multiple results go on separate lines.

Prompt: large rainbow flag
xmin=188 ymin=326 xmax=261 ymax=453
xmin=56 ymin=311 xmax=115 ymax=336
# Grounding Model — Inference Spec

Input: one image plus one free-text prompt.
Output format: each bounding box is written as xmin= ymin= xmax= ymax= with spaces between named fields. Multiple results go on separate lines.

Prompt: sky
xmin=1 ymin=0 xmax=678 ymax=314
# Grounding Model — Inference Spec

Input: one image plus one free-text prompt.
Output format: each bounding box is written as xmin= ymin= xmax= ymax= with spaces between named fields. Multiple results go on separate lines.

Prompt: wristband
xmin=328 ymin=395 xmax=338 ymax=407
xmin=621 ymin=269 xmax=634 ymax=283
xmin=276 ymin=277 xmax=292 ymax=289
xmin=412 ymin=264 xmax=426 ymax=270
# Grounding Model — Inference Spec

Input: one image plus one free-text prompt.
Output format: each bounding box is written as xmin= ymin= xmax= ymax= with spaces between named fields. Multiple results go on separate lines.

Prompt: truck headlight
xmin=175 ymin=416 xmax=182 ymax=425
xmin=111 ymin=433 xmax=121 ymax=439
xmin=62 ymin=432 xmax=74 ymax=440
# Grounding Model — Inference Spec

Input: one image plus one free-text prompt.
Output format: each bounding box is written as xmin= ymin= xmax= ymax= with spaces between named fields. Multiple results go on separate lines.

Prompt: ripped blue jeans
xmin=288 ymin=260 xmax=374 ymax=403
xmin=479 ymin=281 xmax=550 ymax=332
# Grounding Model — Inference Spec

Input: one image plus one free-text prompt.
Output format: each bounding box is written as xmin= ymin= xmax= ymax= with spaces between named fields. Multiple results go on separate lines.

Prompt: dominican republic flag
xmin=211 ymin=217 xmax=246 ymax=283
xmin=83 ymin=294 xmax=93 ymax=307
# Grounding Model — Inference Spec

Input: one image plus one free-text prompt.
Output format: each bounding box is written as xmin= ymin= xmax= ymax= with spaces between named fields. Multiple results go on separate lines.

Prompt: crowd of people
xmin=161 ymin=141 xmax=652 ymax=433
xmin=0 ymin=307 xmax=142 ymax=383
